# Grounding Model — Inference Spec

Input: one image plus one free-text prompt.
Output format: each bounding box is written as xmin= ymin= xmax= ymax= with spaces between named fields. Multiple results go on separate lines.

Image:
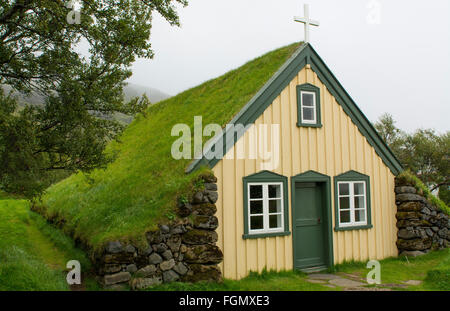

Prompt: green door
xmin=293 ymin=182 xmax=326 ymax=270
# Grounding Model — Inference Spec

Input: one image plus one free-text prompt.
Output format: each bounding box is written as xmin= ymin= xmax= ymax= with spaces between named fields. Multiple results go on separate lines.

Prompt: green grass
xmin=41 ymin=42 xmax=302 ymax=251
xmin=0 ymin=199 xmax=94 ymax=291
xmin=397 ymin=170 xmax=450 ymax=215
xmin=333 ymin=248 xmax=450 ymax=291
xmin=147 ymin=270 xmax=334 ymax=291
xmin=148 ymin=250 xmax=449 ymax=291
xmin=423 ymin=251 xmax=450 ymax=290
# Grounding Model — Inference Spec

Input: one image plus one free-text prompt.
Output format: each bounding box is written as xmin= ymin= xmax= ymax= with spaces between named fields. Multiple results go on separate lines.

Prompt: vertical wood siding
xmin=212 ymin=65 xmax=398 ymax=280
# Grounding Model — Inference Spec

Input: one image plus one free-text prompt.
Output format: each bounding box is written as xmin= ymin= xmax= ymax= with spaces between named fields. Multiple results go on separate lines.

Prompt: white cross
xmin=294 ymin=4 xmax=320 ymax=43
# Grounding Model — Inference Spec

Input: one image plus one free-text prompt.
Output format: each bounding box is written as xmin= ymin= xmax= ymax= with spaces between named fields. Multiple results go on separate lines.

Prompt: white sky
xmin=128 ymin=0 xmax=450 ymax=133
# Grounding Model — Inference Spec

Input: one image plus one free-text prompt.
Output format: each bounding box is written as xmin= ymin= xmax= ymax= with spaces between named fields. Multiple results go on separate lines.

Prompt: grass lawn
xmin=148 ymin=249 xmax=450 ymax=291
xmin=333 ymin=249 xmax=450 ymax=291
xmin=148 ymin=270 xmax=334 ymax=291
xmin=0 ymin=197 xmax=98 ymax=291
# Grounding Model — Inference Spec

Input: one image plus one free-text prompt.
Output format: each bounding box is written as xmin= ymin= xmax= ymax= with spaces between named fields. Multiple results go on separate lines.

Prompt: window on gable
xmin=300 ymin=91 xmax=316 ymax=124
xmin=243 ymin=171 xmax=291 ymax=239
xmin=296 ymin=84 xmax=322 ymax=127
xmin=334 ymin=171 xmax=373 ymax=231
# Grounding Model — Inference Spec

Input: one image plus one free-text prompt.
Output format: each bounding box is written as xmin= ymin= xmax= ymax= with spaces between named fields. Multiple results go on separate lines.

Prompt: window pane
xmin=355 ymin=209 xmax=366 ymax=222
xmin=269 ymin=214 xmax=282 ymax=229
xmin=339 ymin=197 xmax=350 ymax=210
xmin=250 ymin=216 xmax=264 ymax=230
xmin=339 ymin=183 xmax=349 ymax=196
xmin=302 ymin=93 xmax=314 ymax=107
xmin=302 ymin=107 xmax=314 ymax=121
xmin=268 ymin=184 xmax=281 ymax=198
xmin=340 ymin=210 xmax=351 ymax=223
xmin=269 ymin=199 xmax=281 ymax=213
xmin=354 ymin=196 xmax=365 ymax=210
xmin=249 ymin=185 xmax=262 ymax=199
xmin=354 ymin=182 xmax=365 ymax=195
xmin=250 ymin=200 xmax=263 ymax=214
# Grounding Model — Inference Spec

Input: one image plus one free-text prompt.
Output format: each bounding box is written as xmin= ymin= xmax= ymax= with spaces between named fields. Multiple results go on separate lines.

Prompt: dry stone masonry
xmin=96 ymin=174 xmax=223 ymax=290
xmin=395 ymin=178 xmax=450 ymax=257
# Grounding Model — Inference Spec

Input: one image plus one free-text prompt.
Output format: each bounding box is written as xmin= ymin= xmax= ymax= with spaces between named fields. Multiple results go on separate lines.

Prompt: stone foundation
xmin=395 ymin=179 xmax=450 ymax=257
xmin=87 ymin=173 xmax=223 ymax=290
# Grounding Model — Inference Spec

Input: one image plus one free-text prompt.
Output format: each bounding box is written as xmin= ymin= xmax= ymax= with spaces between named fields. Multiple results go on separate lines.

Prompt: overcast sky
xmin=128 ymin=0 xmax=450 ymax=133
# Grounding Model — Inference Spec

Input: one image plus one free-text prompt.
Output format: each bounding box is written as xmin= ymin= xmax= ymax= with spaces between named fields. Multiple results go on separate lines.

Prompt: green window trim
xmin=243 ymin=171 xmax=290 ymax=239
xmin=334 ymin=170 xmax=373 ymax=232
xmin=296 ymin=83 xmax=322 ymax=128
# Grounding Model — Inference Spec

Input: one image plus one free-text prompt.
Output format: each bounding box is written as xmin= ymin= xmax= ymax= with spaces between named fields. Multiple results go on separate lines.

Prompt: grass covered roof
xmin=42 ymin=43 xmax=301 ymax=250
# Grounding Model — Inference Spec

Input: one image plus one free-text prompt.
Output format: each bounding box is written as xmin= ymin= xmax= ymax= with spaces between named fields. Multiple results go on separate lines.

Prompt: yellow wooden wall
xmin=212 ymin=65 xmax=398 ymax=280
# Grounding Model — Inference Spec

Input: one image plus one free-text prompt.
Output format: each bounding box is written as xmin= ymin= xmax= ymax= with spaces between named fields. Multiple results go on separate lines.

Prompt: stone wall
xmin=94 ymin=174 xmax=224 ymax=290
xmin=395 ymin=179 xmax=450 ymax=257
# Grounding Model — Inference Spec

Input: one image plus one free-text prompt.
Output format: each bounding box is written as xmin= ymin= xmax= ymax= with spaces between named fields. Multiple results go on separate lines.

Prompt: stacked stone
xmin=395 ymin=181 xmax=450 ymax=257
xmin=96 ymin=174 xmax=224 ymax=290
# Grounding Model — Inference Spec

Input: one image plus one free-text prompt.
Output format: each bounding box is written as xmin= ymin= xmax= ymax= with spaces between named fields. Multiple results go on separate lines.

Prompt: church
xmin=186 ymin=5 xmax=402 ymax=279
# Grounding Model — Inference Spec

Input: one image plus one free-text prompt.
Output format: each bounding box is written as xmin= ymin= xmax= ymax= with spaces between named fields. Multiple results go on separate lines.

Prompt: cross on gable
xmin=294 ymin=4 xmax=320 ymax=43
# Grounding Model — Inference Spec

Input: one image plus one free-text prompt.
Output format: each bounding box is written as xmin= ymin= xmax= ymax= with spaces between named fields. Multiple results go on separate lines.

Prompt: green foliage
xmin=374 ymin=114 xmax=449 ymax=202
xmin=0 ymin=199 xmax=92 ymax=290
xmin=398 ymin=170 xmax=449 ymax=215
xmin=438 ymin=185 xmax=450 ymax=206
xmin=0 ymin=0 xmax=187 ymax=197
xmin=374 ymin=113 xmax=402 ymax=148
xmin=42 ymin=43 xmax=301 ymax=251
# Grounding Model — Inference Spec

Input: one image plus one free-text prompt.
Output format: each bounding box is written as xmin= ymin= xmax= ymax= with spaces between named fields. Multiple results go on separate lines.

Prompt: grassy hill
xmin=41 ymin=42 xmax=301 ymax=252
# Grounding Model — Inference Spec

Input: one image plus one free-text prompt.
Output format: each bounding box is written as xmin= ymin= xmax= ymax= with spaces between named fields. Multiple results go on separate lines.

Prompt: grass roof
xmin=42 ymin=42 xmax=302 ymax=251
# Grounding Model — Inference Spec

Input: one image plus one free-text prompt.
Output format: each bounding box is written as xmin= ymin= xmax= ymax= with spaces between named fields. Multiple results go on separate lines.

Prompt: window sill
xmin=296 ymin=123 xmax=323 ymax=128
xmin=334 ymin=224 xmax=373 ymax=232
xmin=243 ymin=231 xmax=291 ymax=239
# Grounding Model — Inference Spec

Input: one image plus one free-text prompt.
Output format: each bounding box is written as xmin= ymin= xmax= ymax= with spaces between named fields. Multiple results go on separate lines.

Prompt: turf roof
xmin=42 ymin=42 xmax=302 ymax=250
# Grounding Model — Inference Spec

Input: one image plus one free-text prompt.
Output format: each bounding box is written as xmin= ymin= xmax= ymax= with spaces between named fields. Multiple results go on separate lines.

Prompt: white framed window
xmin=247 ymin=182 xmax=284 ymax=234
xmin=300 ymin=91 xmax=317 ymax=124
xmin=337 ymin=181 xmax=367 ymax=227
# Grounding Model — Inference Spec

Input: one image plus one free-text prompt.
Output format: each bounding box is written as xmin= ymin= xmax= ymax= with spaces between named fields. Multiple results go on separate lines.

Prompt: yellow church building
xmin=187 ymin=42 xmax=403 ymax=280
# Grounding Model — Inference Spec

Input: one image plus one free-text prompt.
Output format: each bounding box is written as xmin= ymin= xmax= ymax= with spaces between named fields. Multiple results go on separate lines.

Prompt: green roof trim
xmin=187 ymin=43 xmax=403 ymax=176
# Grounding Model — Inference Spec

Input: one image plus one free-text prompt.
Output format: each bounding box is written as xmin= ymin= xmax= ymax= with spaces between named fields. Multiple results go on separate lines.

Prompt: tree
xmin=0 ymin=0 xmax=187 ymax=197
xmin=374 ymin=113 xmax=402 ymax=146
xmin=374 ymin=113 xmax=405 ymax=158
xmin=374 ymin=114 xmax=449 ymax=197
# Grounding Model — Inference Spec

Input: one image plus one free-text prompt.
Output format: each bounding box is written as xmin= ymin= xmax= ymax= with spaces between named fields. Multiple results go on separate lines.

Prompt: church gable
xmin=187 ymin=43 xmax=402 ymax=176
xmin=212 ymin=55 xmax=399 ymax=278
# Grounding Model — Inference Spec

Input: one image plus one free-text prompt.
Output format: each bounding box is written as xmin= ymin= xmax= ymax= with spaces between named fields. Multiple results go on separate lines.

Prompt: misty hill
xmin=2 ymin=83 xmax=170 ymax=109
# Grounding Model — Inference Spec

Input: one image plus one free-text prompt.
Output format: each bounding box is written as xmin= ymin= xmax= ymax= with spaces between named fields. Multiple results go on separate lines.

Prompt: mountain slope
xmin=41 ymin=43 xmax=301 ymax=251
xmin=2 ymin=83 xmax=170 ymax=108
